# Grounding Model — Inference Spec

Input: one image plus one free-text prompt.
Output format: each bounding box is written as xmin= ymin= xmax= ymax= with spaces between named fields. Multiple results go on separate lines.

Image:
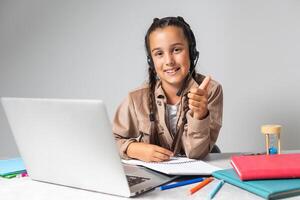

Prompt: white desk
xmin=1 ymin=153 xmax=300 ymax=200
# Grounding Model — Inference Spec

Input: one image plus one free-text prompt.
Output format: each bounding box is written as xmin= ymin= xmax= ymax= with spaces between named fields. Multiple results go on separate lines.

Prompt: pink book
xmin=231 ymin=153 xmax=300 ymax=180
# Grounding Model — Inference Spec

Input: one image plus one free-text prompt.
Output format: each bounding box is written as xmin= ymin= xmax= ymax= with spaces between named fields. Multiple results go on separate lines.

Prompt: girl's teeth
xmin=166 ymin=68 xmax=178 ymax=73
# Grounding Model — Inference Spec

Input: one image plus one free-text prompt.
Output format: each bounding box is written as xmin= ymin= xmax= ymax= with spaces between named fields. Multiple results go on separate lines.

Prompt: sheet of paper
xmin=122 ymin=157 xmax=221 ymax=175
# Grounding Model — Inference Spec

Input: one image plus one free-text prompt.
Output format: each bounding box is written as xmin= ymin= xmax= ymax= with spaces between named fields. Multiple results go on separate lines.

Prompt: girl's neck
xmin=161 ymin=83 xmax=181 ymax=105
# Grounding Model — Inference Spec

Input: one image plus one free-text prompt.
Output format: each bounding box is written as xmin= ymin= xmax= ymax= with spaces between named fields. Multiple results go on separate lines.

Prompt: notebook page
xmin=122 ymin=157 xmax=221 ymax=175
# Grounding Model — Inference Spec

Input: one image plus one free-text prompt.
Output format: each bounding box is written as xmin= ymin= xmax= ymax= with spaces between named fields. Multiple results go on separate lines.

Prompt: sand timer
xmin=261 ymin=125 xmax=282 ymax=155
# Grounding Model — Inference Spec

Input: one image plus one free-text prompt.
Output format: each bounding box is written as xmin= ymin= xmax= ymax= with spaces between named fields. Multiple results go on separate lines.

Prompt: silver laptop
xmin=1 ymin=97 xmax=175 ymax=197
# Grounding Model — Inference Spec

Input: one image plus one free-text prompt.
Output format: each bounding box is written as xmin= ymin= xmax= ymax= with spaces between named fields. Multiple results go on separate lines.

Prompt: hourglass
xmin=261 ymin=125 xmax=282 ymax=155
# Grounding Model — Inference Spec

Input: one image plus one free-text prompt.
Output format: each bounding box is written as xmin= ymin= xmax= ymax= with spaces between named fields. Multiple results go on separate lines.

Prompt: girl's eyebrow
xmin=170 ymin=42 xmax=185 ymax=47
xmin=151 ymin=47 xmax=161 ymax=53
xmin=151 ymin=43 xmax=185 ymax=53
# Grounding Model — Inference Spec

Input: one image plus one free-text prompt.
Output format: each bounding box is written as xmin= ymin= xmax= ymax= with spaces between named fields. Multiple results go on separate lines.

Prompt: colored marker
xmin=2 ymin=173 xmax=18 ymax=179
xmin=160 ymin=177 xmax=204 ymax=190
xmin=208 ymin=180 xmax=225 ymax=199
xmin=189 ymin=177 xmax=214 ymax=195
xmin=21 ymin=171 xmax=28 ymax=177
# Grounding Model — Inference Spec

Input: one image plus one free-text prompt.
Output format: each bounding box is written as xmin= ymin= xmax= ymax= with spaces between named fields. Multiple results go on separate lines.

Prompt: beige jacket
xmin=113 ymin=73 xmax=223 ymax=159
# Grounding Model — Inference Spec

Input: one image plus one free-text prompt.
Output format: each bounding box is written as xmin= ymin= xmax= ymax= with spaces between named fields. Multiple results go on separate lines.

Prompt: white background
xmin=1 ymin=0 xmax=299 ymax=157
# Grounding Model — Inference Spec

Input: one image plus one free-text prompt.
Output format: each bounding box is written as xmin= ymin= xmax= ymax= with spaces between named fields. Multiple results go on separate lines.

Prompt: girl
xmin=113 ymin=16 xmax=223 ymax=162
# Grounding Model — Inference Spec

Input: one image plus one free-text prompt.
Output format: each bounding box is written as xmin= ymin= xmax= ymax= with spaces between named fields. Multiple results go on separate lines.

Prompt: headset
xmin=146 ymin=17 xmax=200 ymax=96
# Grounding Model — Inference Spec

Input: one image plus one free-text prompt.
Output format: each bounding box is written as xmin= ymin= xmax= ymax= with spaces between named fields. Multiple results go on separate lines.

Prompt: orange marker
xmin=189 ymin=177 xmax=214 ymax=195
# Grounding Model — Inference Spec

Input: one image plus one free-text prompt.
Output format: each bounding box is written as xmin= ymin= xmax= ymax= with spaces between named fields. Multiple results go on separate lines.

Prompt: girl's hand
xmin=126 ymin=142 xmax=173 ymax=162
xmin=187 ymin=76 xmax=211 ymax=120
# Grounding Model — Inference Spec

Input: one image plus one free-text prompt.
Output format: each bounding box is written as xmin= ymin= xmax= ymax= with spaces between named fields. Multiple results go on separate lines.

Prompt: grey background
xmin=1 ymin=0 xmax=299 ymax=158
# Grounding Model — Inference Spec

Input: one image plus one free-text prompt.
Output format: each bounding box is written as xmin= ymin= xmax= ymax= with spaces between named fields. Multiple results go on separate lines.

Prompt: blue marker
xmin=160 ymin=177 xmax=204 ymax=190
xmin=208 ymin=180 xmax=224 ymax=199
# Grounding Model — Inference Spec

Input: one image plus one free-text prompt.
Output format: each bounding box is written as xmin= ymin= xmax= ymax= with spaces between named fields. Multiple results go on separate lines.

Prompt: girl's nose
xmin=165 ymin=53 xmax=175 ymax=66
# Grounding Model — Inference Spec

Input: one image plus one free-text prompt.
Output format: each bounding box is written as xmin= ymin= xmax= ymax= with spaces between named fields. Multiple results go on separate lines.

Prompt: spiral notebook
xmin=122 ymin=157 xmax=221 ymax=175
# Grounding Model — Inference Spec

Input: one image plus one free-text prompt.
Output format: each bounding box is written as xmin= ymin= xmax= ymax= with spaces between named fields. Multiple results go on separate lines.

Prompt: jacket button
xmin=157 ymin=101 xmax=162 ymax=106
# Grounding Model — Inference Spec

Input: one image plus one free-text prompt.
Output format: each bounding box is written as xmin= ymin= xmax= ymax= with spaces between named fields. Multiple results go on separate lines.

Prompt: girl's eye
xmin=174 ymin=48 xmax=182 ymax=53
xmin=154 ymin=51 xmax=163 ymax=57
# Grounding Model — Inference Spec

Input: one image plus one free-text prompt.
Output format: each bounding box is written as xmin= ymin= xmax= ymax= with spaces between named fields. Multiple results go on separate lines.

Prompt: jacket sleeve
xmin=112 ymin=94 xmax=140 ymax=159
xmin=181 ymin=83 xmax=223 ymax=159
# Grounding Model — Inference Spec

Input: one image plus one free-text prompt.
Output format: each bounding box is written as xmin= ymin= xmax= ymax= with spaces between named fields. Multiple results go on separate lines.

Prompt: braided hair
xmin=145 ymin=16 xmax=200 ymax=154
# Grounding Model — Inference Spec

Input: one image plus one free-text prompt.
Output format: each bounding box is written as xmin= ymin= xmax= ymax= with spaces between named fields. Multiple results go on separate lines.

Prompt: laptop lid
xmin=1 ymin=97 xmax=133 ymax=196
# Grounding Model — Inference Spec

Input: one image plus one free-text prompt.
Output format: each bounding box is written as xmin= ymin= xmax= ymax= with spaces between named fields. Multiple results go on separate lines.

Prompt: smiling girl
xmin=113 ymin=16 xmax=223 ymax=162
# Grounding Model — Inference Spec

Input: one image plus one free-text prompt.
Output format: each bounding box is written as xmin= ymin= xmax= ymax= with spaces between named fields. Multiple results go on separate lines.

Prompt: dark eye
xmin=174 ymin=47 xmax=182 ymax=53
xmin=154 ymin=51 xmax=163 ymax=57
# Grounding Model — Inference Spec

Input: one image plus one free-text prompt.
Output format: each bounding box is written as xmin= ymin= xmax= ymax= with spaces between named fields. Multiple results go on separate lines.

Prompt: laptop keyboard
xmin=126 ymin=175 xmax=150 ymax=187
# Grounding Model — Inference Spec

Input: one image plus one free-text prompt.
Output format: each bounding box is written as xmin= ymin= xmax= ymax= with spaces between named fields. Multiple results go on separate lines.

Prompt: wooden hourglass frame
xmin=261 ymin=125 xmax=282 ymax=155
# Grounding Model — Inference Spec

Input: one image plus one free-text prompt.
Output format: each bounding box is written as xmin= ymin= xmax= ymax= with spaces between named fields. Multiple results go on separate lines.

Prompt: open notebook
xmin=122 ymin=157 xmax=221 ymax=175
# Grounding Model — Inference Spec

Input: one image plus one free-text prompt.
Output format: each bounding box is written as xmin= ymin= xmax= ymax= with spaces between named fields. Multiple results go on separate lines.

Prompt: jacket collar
xmin=154 ymin=76 xmax=200 ymax=99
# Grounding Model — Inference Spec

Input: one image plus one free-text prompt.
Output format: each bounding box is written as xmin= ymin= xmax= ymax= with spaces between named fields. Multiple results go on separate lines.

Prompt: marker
xmin=189 ymin=177 xmax=214 ymax=195
xmin=21 ymin=171 xmax=28 ymax=177
xmin=160 ymin=177 xmax=204 ymax=191
xmin=208 ymin=180 xmax=225 ymax=199
xmin=2 ymin=173 xmax=18 ymax=179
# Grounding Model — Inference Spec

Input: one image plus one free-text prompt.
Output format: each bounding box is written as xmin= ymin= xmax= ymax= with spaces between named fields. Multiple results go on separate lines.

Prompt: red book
xmin=231 ymin=153 xmax=300 ymax=180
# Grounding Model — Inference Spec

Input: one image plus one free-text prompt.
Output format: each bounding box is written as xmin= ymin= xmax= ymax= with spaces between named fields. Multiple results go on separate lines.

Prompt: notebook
xmin=212 ymin=169 xmax=300 ymax=200
xmin=0 ymin=157 xmax=26 ymax=176
xmin=122 ymin=157 xmax=221 ymax=175
xmin=231 ymin=153 xmax=300 ymax=180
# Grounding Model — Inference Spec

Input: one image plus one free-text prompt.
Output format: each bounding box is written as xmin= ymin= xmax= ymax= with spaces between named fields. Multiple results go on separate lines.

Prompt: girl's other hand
xmin=188 ymin=76 xmax=211 ymax=120
xmin=126 ymin=142 xmax=173 ymax=162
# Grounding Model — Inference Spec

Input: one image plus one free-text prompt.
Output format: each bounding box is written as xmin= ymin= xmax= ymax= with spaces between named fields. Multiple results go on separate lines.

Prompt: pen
xmin=189 ymin=177 xmax=214 ymax=195
xmin=208 ymin=180 xmax=225 ymax=199
xmin=160 ymin=177 xmax=204 ymax=190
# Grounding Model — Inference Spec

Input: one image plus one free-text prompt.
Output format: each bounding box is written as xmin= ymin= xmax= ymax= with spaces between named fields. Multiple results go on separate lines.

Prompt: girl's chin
xmin=161 ymin=78 xmax=186 ymax=87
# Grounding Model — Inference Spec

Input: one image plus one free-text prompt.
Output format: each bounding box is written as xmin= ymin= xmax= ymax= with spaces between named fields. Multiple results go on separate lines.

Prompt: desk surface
xmin=1 ymin=153 xmax=300 ymax=200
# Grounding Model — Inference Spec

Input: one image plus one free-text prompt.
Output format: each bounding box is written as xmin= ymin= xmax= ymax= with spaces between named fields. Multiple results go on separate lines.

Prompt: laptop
xmin=1 ymin=97 xmax=175 ymax=197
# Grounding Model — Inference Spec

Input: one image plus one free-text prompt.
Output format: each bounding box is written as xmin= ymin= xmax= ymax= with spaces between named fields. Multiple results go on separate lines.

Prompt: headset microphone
xmin=176 ymin=51 xmax=199 ymax=96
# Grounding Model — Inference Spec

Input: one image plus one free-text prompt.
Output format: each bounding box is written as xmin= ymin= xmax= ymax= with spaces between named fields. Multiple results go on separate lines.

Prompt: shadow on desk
xmin=203 ymin=152 xmax=243 ymax=169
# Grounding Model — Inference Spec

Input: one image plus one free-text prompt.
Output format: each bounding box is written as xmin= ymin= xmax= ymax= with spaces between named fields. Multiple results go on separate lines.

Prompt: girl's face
xmin=149 ymin=26 xmax=191 ymax=89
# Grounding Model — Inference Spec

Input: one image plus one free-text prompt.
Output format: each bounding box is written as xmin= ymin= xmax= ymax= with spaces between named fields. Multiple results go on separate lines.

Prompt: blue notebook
xmin=212 ymin=169 xmax=300 ymax=200
xmin=0 ymin=157 xmax=26 ymax=176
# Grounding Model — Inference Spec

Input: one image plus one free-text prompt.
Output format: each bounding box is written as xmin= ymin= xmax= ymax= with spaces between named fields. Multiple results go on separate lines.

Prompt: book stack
xmin=0 ymin=157 xmax=27 ymax=179
xmin=212 ymin=153 xmax=300 ymax=199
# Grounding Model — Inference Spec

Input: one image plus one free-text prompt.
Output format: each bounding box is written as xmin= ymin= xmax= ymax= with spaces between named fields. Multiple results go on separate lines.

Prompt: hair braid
xmin=148 ymin=67 xmax=160 ymax=145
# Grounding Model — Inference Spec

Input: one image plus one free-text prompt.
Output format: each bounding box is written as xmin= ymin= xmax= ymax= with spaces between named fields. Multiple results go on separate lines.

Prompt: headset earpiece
xmin=190 ymin=45 xmax=199 ymax=66
xmin=194 ymin=50 xmax=199 ymax=61
xmin=147 ymin=56 xmax=154 ymax=68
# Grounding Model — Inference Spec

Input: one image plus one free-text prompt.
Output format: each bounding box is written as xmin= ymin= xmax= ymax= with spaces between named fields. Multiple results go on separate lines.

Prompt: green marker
xmin=2 ymin=173 xmax=18 ymax=179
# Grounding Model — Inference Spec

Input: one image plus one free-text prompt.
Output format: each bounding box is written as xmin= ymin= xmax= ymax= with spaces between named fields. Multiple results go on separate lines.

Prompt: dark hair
xmin=145 ymin=16 xmax=199 ymax=154
xmin=145 ymin=16 xmax=199 ymax=74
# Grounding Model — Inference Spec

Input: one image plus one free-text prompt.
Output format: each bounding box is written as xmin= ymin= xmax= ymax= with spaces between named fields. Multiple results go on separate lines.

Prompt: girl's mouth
xmin=164 ymin=67 xmax=180 ymax=75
